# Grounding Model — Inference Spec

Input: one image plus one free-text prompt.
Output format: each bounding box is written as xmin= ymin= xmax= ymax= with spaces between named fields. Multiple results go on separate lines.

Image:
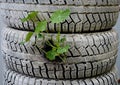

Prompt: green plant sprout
xmin=21 ymin=11 xmax=39 ymax=22
xmin=21 ymin=9 xmax=70 ymax=62
xmin=46 ymin=32 xmax=70 ymax=62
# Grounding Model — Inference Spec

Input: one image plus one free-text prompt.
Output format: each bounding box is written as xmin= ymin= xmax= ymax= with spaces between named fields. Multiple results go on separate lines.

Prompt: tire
xmin=0 ymin=3 xmax=119 ymax=32
xmin=1 ymin=27 xmax=119 ymax=59
xmin=1 ymin=27 xmax=118 ymax=79
xmin=4 ymin=68 xmax=118 ymax=85
xmin=2 ymin=50 xmax=117 ymax=79
xmin=0 ymin=0 xmax=119 ymax=6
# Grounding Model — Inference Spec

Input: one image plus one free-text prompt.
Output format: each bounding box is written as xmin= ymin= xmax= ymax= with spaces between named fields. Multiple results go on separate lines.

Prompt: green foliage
xmin=35 ymin=21 xmax=47 ymax=34
xmin=20 ymin=32 xmax=33 ymax=44
xmin=19 ymin=41 xmax=26 ymax=45
xmin=60 ymin=37 xmax=66 ymax=43
xmin=21 ymin=9 xmax=71 ymax=62
xmin=50 ymin=9 xmax=70 ymax=23
xmin=55 ymin=32 xmax=61 ymax=47
xmin=21 ymin=21 xmax=47 ymax=44
xmin=57 ymin=46 xmax=69 ymax=54
xmin=21 ymin=11 xmax=38 ymax=22
xmin=25 ymin=32 xmax=33 ymax=42
xmin=37 ymin=33 xmax=43 ymax=38
xmin=46 ymin=33 xmax=70 ymax=61
xmin=46 ymin=45 xmax=70 ymax=61
xmin=46 ymin=50 xmax=57 ymax=60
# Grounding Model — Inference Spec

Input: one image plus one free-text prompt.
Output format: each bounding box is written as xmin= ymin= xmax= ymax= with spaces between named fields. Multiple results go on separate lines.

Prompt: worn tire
xmin=1 ymin=27 xmax=119 ymax=79
xmin=1 ymin=27 xmax=119 ymax=59
xmin=2 ymin=50 xmax=117 ymax=79
xmin=4 ymin=68 xmax=118 ymax=85
xmin=0 ymin=0 xmax=119 ymax=6
xmin=0 ymin=3 xmax=119 ymax=32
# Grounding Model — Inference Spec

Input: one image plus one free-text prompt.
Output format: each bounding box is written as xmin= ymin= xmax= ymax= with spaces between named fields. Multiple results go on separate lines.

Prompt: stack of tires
xmin=0 ymin=0 xmax=119 ymax=85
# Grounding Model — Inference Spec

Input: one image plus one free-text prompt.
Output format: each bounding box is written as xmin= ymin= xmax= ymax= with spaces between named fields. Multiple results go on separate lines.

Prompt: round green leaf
xmin=46 ymin=50 xmax=57 ymax=60
xmin=25 ymin=32 xmax=33 ymax=42
xmin=35 ymin=21 xmax=47 ymax=34
xmin=50 ymin=9 xmax=70 ymax=23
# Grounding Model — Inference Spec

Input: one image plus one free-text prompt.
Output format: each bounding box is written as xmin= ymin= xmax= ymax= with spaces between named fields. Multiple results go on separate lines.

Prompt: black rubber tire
xmin=4 ymin=68 xmax=118 ymax=85
xmin=1 ymin=27 xmax=119 ymax=59
xmin=0 ymin=3 xmax=119 ymax=32
xmin=2 ymin=50 xmax=117 ymax=79
xmin=0 ymin=0 xmax=119 ymax=6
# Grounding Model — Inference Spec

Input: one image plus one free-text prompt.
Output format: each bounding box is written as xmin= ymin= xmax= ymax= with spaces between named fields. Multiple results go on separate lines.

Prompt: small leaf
xmin=64 ymin=45 xmax=70 ymax=50
xmin=50 ymin=9 xmax=70 ymax=23
xmin=52 ymin=47 xmax=57 ymax=51
xmin=57 ymin=45 xmax=70 ymax=54
xmin=21 ymin=11 xmax=38 ymax=22
xmin=37 ymin=33 xmax=43 ymax=38
xmin=21 ymin=18 xmax=28 ymax=22
xmin=56 ymin=32 xmax=60 ymax=43
xmin=25 ymin=32 xmax=33 ymax=42
xmin=57 ymin=47 xmax=68 ymax=54
xmin=35 ymin=21 xmax=47 ymax=34
xmin=60 ymin=37 xmax=66 ymax=42
xmin=46 ymin=50 xmax=57 ymax=60
xmin=20 ymin=41 xmax=25 ymax=45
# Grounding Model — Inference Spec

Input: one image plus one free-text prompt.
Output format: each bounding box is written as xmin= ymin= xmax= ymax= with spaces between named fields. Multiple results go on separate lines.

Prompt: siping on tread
xmin=1 ymin=10 xmax=119 ymax=32
xmin=0 ymin=3 xmax=119 ymax=32
xmin=2 ymin=49 xmax=117 ymax=79
xmin=0 ymin=0 xmax=119 ymax=6
xmin=4 ymin=68 xmax=118 ymax=85
xmin=1 ymin=27 xmax=119 ymax=57
xmin=1 ymin=46 xmax=118 ymax=63
xmin=1 ymin=3 xmax=119 ymax=13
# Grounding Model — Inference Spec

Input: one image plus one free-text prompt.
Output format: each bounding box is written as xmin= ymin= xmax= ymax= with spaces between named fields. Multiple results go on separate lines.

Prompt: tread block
xmin=0 ymin=3 xmax=119 ymax=32
xmin=1 ymin=27 xmax=119 ymax=58
xmin=4 ymin=68 xmax=118 ymax=85
xmin=0 ymin=0 xmax=119 ymax=5
xmin=2 ymin=50 xmax=118 ymax=79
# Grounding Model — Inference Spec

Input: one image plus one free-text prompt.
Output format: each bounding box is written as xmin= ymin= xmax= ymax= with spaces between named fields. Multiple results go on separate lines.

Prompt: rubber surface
xmin=1 ymin=27 xmax=119 ymax=58
xmin=0 ymin=3 xmax=119 ymax=32
xmin=4 ymin=68 xmax=118 ymax=85
xmin=0 ymin=0 xmax=119 ymax=6
xmin=2 ymin=50 xmax=117 ymax=79
xmin=1 ymin=27 xmax=119 ymax=79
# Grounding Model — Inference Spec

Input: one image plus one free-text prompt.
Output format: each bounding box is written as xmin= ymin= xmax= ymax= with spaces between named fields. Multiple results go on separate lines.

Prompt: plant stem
xmin=58 ymin=55 xmax=65 ymax=63
xmin=35 ymin=44 xmax=47 ymax=54
xmin=46 ymin=40 xmax=55 ymax=48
